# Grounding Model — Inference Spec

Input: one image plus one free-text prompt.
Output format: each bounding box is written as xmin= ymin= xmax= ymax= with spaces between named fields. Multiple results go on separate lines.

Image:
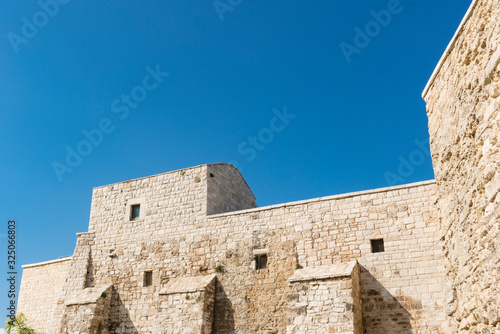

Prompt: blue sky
xmin=1 ymin=0 xmax=472 ymax=318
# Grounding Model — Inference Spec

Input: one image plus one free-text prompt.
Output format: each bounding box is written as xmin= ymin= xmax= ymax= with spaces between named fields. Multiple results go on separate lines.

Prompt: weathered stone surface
xmin=18 ymin=164 xmax=447 ymax=333
xmin=157 ymin=274 xmax=216 ymax=334
xmin=60 ymin=285 xmax=113 ymax=334
xmin=423 ymin=0 xmax=500 ymax=332
xmin=287 ymin=261 xmax=363 ymax=334
xmin=18 ymin=2 xmax=500 ymax=331
xmin=65 ymin=285 xmax=113 ymax=306
xmin=288 ymin=262 xmax=357 ymax=282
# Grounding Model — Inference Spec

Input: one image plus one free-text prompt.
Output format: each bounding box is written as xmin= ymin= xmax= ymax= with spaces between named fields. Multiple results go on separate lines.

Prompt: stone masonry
xmin=287 ymin=262 xmax=363 ymax=334
xmin=158 ymin=274 xmax=216 ymax=334
xmin=18 ymin=0 xmax=500 ymax=332
xmin=423 ymin=0 xmax=500 ymax=332
xmin=17 ymin=258 xmax=72 ymax=331
xmin=19 ymin=164 xmax=447 ymax=333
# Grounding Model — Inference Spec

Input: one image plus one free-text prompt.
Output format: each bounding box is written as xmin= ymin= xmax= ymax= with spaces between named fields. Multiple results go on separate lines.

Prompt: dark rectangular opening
xmin=371 ymin=239 xmax=385 ymax=253
xmin=144 ymin=271 xmax=153 ymax=287
xmin=131 ymin=204 xmax=140 ymax=220
xmin=255 ymin=254 xmax=268 ymax=270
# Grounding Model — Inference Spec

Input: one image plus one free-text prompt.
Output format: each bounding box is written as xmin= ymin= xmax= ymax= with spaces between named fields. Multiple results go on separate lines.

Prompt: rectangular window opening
xmin=131 ymin=204 xmax=141 ymax=220
xmin=144 ymin=271 xmax=153 ymax=287
xmin=371 ymin=239 xmax=385 ymax=253
xmin=255 ymin=254 xmax=268 ymax=270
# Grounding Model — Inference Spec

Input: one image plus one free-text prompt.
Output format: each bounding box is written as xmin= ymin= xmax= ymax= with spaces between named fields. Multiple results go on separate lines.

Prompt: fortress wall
xmin=206 ymin=181 xmax=446 ymax=334
xmin=78 ymin=163 xmax=255 ymax=333
xmin=423 ymin=0 xmax=500 ymax=332
xmin=18 ymin=258 xmax=72 ymax=333
xmin=84 ymin=165 xmax=210 ymax=333
xmin=82 ymin=172 xmax=446 ymax=333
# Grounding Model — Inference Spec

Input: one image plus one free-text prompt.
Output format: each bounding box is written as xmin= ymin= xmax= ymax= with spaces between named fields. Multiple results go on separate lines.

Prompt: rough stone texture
xmin=158 ymin=274 xmax=216 ymax=334
xmin=287 ymin=261 xmax=363 ymax=334
xmin=60 ymin=285 xmax=113 ymax=334
xmin=18 ymin=163 xmax=448 ymax=333
xmin=18 ymin=3 xmax=500 ymax=332
xmin=206 ymin=164 xmax=257 ymax=215
xmin=18 ymin=258 xmax=72 ymax=333
xmin=423 ymin=0 xmax=500 ymax=332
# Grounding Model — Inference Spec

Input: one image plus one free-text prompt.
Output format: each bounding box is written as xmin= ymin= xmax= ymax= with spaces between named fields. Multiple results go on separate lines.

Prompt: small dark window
xmin=255 ymin=254 xmax=268 ymax=270
xmin=371 ymin=239 xmax=385 ymax=253
xmin=131 ymin=204 xmax=140 ymax=220
xmin=144 ymin=271 xmax=153 ymax=287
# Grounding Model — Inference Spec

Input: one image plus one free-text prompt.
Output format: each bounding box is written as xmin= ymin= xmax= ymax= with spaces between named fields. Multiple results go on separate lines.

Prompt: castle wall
xmin=60 ymin=285 xmax=113 ymax=334
xmin=87 ymin=164 xmax=209 ymax=236
xmin=423 ymin=0 xmax=500 ymax=332
xmin=80 ymin=171 xmax=446 ymax=333
xmin=206 ymin=181 xmax=446 ymax=334
xmin=18 ymin=258 xmax=72 ymax=333
xmin=19 ymin=164 xmax=448 ymax=334
xmin=77 ymin=163 xmax=256 ymax=333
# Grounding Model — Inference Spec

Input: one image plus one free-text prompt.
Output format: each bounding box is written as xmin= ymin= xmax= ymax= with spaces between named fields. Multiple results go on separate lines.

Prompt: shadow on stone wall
xmin=359 ymin=265 xmax=414 ymax=334
xmin=109 ymin=288 xmax=139 ymax=334
xmin=212 ymin=278 xmax=236 ymax=333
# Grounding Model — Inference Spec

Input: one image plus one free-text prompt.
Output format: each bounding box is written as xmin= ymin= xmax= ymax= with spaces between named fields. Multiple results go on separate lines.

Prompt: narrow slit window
xmin=144 ymin=271 xmax=153 ymax=287
xmin=371 ymin=239 xmax=385 ymax=253
xmin=255 ymin=254 xmax=268 ymax=270
xmin=131 ymin=204 xmax=140 ymax=220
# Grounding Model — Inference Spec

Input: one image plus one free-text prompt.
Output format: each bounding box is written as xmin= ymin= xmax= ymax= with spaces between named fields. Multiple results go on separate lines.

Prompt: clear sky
xmin=1 ymin=0 xmax=472 ymax=319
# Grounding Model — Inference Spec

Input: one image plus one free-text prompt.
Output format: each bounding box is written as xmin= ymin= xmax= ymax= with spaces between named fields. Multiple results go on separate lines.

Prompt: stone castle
xmin=18 ymin=0 xmax=499 ymax=333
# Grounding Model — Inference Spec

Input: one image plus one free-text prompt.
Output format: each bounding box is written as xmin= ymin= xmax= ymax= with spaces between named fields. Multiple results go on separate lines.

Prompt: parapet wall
xmin=423 ymin=0 xmax=500 ymax=332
